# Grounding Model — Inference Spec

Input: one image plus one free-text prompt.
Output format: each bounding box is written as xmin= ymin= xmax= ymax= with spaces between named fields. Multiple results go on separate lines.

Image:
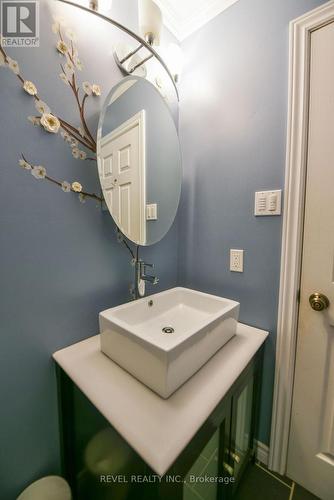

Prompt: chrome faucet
xmin=139 ymin=261 xmax=159 ymax=285
xmin=135 ymin=260 xmax=159 ymax=298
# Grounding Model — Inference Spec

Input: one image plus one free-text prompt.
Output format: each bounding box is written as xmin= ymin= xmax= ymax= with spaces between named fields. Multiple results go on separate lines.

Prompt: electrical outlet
xmin=230 ymin=249 xmax=244 ymax=272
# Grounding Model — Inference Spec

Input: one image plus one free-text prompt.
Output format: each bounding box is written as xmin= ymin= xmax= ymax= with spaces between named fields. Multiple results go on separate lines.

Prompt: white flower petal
xmin=31 ymin=166 xmax=46 ymax=179
xmin=23 ymin=80 xmax=37 ymax=96
xmin=61 ymin=181 xmax=71 ymax=192
xmin=35 ymin=100 xmax=50 ymax=114
xmin=18 ymin=159 xmax=31 ymax=170
xmin=40 ymin=113 xmax=60 ymax=134
xmin=72 ymin=147 xmax=80 ymax=159
xmin=7 ymin=57 xmax=20 ymax=75
xmin=28 ymin=116 xmax=40 ymax=126
xmin=72 ymin=181 xmax=82 ymax=192
xmin=82 ymin=81 xmax=92 ymax=95
xmin=59 ymin=72 xmax=69 ymax=85
xmin=92 ymin=84 xmax=101 ymax=96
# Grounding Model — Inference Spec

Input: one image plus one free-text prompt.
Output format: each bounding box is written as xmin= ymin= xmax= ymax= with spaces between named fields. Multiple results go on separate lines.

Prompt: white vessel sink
xmin=99 ymin=287 xmax=239 ymax=398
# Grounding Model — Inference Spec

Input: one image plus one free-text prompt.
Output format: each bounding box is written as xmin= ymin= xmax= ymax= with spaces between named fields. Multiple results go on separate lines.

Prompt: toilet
xmin=17 ymin=476 xmax=71 ymax=500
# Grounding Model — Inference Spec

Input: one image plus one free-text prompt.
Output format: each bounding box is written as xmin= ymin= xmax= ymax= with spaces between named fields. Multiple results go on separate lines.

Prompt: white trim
xmin=269 ymin=0 xmax=334 ymax=475
xmin=254 ymin=440 xmax=269 ymax=466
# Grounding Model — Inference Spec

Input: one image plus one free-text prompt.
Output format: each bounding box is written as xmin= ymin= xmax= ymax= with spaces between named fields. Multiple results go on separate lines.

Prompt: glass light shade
xmin=138 ymin=0 xmax=162 ymax=46
xmin=166 ymin=43 xmax=184 ymax=81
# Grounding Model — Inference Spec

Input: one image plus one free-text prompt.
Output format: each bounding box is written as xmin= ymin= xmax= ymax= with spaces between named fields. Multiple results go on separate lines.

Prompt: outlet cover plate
xmin=230 ymin=249 xmax=244 ymax=272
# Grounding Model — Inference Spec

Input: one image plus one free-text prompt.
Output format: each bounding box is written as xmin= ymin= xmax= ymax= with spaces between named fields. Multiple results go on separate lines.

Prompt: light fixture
xmin=138 ymin=0 xmax=162 ymax=46
xmin=57 ymin=0 xmax=179 ymax=100
xmin=113 ymin=0 xmax=162 ymax=78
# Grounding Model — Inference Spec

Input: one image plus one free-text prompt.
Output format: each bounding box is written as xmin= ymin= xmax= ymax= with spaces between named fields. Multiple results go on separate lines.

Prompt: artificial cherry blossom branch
xmin=20 ymin=154 xmax=102 ymax=202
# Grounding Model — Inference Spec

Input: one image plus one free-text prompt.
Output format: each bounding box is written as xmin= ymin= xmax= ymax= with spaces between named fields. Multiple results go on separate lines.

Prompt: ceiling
xmin=154 ymin=0 xmax=239 ymax=41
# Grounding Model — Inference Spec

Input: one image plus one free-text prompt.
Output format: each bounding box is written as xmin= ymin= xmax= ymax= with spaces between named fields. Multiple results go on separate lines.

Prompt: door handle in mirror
xmin=223 ymin=462 xmax=234 ymax=476
xmin=229 ymin=451 xmax=241 ymax=464
xmin=309 ymin=293 xmax=330 ymax=311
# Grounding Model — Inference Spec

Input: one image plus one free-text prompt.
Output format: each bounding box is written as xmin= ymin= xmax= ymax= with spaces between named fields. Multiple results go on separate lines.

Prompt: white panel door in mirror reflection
xmin=100 ymin=111 xmax=146 ymax=245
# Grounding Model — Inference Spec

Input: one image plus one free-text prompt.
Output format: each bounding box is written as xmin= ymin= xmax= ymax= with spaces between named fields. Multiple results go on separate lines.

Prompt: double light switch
xmin=254 ymin=190 xmax=282 ymax=216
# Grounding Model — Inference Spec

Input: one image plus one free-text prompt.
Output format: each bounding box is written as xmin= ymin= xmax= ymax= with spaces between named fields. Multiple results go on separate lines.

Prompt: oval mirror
xmin=97 ymin=76 xmax=182 ymax=246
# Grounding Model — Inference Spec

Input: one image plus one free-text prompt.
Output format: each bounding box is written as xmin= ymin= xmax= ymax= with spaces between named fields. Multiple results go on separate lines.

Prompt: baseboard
xmin=254 ymin=440 xmax=269 ymax=466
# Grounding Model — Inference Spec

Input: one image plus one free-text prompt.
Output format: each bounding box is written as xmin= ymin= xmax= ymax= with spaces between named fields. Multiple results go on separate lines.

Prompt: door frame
xmin=269 ymin=0 xmax=334 ymax=475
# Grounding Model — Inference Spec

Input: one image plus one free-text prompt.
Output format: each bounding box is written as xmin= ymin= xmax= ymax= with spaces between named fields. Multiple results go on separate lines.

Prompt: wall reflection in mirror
xmin=97 ymin=76 xmax=182 ymax=246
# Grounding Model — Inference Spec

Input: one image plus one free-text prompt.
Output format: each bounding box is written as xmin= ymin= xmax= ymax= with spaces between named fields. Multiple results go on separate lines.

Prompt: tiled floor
xmin=235 ymin=462 xmax=320 ymax=500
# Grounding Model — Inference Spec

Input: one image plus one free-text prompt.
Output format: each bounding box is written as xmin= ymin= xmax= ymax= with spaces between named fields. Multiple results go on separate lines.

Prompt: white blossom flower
xmin=71 ymin=181 xmax=82 ymax=192
xmin=28 ymin=116 xmax=40 ymax=126
xmin=31 ymin=165 xmax=46 ymax=179
xmin=57 ymin=40 xmax=68 ymax=55
xmin=35 ymin=100 xmax=50 ymax=114
xmin=82 ymin=81 xmax=92 ymax=95
xmin=59 ymin=72 xmax=69 ymax=85
xmin=92 ymin=84 xmax=101 ymax=96
xmin=0 ymin=52 xmax=5 ymax=66
xmin=64 ymin=61 xmax=74 ymax=75
xmin=78 ymin=193 xmax=86 ymax=203
xmin=79 ymin=150 xmax=87 ymax=160
xmin=23 ymin=80 xmax=37 ymax=96
xmin=65 ymin=29 xmax=77 ymax=41
xmin=52 ymin=21 xmax=60 ymax=34
xmin=7 ymin=57 xmax=19 ymax=75
xmin=72 ymin=147 xmax=80 ymax=159
xmin=78 ymin=126 xmax=85 ymax=137
xmin=18 ymin=158 xmax=31 ymax=170
xmin=74 ymin=58 xmax=83 ymax=71
xmin=40 ymin=113 xmax=60 ymax=134
xmin=69 ymin=137 xmax=78 ymax=148
xmin=61 ymin=181 xmax=71 ymax=192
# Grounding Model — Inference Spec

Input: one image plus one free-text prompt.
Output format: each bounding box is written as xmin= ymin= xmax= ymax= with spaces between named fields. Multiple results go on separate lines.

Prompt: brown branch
xmin=116 ymin=228 xmax=135 ymax=260
xmin=59 ymin=120 xmax=96 ymax=152
xmin=21 ymin=154 xmax=102 ymax=202
xmin=81 ymin=94 xmax=96 ymax=146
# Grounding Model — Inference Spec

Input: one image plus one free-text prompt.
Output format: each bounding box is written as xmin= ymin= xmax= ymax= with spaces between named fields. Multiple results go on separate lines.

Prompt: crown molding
xmin=155 ymin=0 xmax=239 ymax=41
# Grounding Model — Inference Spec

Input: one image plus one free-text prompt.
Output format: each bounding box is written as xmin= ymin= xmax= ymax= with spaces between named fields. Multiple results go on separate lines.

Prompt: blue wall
xmin=0 ymin=1 xmax=178 ymax=497
xmin=178 ymin=0 xmax=326 ymax=445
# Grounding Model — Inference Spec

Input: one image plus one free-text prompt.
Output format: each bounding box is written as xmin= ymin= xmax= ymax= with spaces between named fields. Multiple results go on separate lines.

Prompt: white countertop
xmin=53 ymin=323 xmax=268 ymax=476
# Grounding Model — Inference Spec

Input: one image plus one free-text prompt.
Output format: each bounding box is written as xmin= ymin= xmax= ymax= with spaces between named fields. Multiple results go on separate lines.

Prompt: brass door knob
xmin=309 ymin=293 xmax=330 ymax=311
xmin=230 ymin=451 xmax=241 ymax=464
xmin=223 ymin=462 xmax=234 ymax=476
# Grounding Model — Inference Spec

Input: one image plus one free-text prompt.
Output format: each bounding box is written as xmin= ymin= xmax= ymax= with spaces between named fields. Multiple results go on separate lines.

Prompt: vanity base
xmin=54 ymin=324 xmax=267 ymax=500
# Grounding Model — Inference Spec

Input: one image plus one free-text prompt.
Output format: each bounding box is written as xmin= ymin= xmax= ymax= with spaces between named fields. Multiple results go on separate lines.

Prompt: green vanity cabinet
xmin=56 ymin=345 xmax=264 ymax=500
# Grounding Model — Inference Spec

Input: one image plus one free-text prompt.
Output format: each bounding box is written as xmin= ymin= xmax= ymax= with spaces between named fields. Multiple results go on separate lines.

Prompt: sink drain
xmin=162 ymin=326 xmax=175 ymax=334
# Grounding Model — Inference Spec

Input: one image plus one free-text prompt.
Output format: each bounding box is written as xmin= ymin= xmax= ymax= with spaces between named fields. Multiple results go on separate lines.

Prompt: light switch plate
xmin=255 ymin=190 xmax=282 ymax=216
xmin=230 ymin=249 xmax=244 ymax=272
xmin=146 ymin=204 xmax=158 ymax=220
